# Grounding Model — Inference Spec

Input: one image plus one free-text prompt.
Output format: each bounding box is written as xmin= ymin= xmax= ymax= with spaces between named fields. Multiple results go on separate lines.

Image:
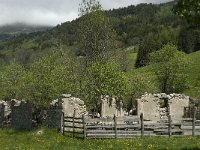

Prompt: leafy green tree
xmin=77 ymin=0 xmax=115 ymax=63
xmin=83 ymin=61 xmax=127 ymax=111
xmin=21 ymin=50 xmax=79 ymax=105
xmin=173 ymin=0 xmax=200 ymax=25
xmin=125 ymin=70 xmax=158 ymax=111
xmin=135 ymin=26 xmax=179 ymax=68
xmin=0 ymin=62 xmax=24 ymax=100
xmin=150 ymin=44 xmax=189 ymax=94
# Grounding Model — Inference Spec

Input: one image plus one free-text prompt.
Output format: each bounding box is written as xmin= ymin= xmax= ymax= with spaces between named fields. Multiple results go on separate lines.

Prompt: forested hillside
xmin=0 ymin=1 xmax=199 ymax=66
xmin=0 ymin=0 xmax=199 ymax=110
xmin=0 ymin=23 xmax=51 ymax=41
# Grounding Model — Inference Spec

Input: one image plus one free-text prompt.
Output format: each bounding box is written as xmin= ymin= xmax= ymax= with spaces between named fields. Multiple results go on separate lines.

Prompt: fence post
xmin=140 ymin=113 xmax=144 ymax=137
xmin=61 ymin=112 xmax=64 ymax=135
xmin=114 ymin=114 xmax=117 ymax=138
xmin=73 ymin=108 xmax=76 ymax=138
xmin=82 ymin=114 xmax=86 ymax=140
xmin=192 ymin=107 xmax=196 ymax=136
xmin=168 ymin=115 xmax=172 ymax=137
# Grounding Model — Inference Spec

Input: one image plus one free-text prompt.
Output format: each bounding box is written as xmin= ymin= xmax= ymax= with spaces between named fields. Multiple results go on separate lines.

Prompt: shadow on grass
xmin=181 ymin=148 xmax=200 ymax=150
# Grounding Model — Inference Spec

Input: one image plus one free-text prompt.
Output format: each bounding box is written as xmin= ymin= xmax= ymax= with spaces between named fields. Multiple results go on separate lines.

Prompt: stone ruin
xmin=46 ymin=94 xmax=87 ymax=128
xmin=11 ymin=99 xmax=32 ymax=130
xmin=60 ymin=94 xmax=87 ymax=117
xmin=0 ymin=100 xmax=11 ymax=127
xmin=137 ymin=93 xmax=190 ymax=122
xmin=0 ymin=94 xmax=87 ymax=130
xmin=0 ymin=93 xmax=194 ymax=130
xmin=50 ymin=94 xmax=87 ymax=117
xmin=0 ymin=100 xmax=33 ymax=129
xmin=101 ymin=95 xmax=124 ymax=118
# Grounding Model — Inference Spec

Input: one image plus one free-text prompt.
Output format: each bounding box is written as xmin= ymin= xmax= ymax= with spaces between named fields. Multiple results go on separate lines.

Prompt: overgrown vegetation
xmin=0 ymin=0 xmax=199 ymax=111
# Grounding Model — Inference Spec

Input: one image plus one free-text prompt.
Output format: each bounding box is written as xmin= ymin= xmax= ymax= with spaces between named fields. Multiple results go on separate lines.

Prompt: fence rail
xmin=61 ymin=109 xmax=200 ymax=139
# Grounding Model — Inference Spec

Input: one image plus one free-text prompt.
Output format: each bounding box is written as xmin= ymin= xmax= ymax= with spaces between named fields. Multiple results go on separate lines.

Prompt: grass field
xmin=0 ymin=127 xmax=200 ymax=150
xmin=184 ymin=51 xmax=200 ymax=99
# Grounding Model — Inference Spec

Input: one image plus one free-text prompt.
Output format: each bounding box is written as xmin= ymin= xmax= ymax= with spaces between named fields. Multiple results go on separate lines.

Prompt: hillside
xmin=132 ymin=50 xmax=200 ymax=99
xmin=0 ymin=0 xmax=199 ymax=105
xmin=184 ymin=51 xmax=200 ymax=99
xmin=0 ymin=1 xmax=198 ymax=67
xmin=0 ymin=23 xmax=52 ymax=41
xmin=0 ymin=1 xmax=185 ymax=65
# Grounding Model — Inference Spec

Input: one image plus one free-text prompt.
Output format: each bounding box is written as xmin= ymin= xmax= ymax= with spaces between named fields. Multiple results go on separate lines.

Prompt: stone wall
xmin=101 ymin=95 xmax=124 ymax=118
xmin=47 ymin=94 xmax=87 ymax=128
xmin=169 ymin=94 xmax=190 ymax=119
xmin=137 ymin=94 xmax=160 ymax=122
xmin=44 ymin=108 xmax=62 ymax=129
xmin=60 ymin=94 xmax=87 ymax=117
xmin=11 ymin=100 xmax=32 ymax=130
xmin=137 ymin=93 xmax=190 ymax=122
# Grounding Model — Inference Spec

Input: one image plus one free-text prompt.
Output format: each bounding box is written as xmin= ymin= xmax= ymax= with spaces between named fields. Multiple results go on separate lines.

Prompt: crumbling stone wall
xmin=60 ymin=94 xmax=87 ymax=117
xmin=11 ymin=100 xmax=32 ymax=130
xmin=137 ymin=94 xmax=160 ymax=122
xmin=137 ymin=93 xmax=190 ymax=122
xmin=0 ymin=100 xmax=11 ymax=127
xmin=44 ymin=108 xmax=62 ymax=128
xmin=44 ymin=99 xmax=62 ymax=129
xmin=168 ymin=94 xmax=189 ymax=119
xmin=101 ymin=95 xmax=124 ymax=118
xmin=46 ymin=94 xmax=87 ymax=128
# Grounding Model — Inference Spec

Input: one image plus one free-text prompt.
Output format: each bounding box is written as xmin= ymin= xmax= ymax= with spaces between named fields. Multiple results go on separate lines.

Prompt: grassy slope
xmin=128 ymin=51 xmax=200 ymax=100
xmin=0 ymin=127 xmax=200 ymax=150
xmin=184 ymin=51 xmax=200 ymax=99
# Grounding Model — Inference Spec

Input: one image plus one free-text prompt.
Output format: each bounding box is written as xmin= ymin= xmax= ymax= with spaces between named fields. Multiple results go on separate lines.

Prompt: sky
xmin=0 ymin=0 xmax=172 ymax=26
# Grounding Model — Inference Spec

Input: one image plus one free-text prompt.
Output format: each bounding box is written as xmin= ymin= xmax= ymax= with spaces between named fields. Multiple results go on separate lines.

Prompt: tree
xmin=178 ymin=26 xmax=200 ymax=53
xmin=135 ymin=26 xmax=179 ymax=68
xmin=77 ymin=0 xmax=115 ymax=63
xmin=135 ymin=33 xmax=158 ymax=68
xmin=83 ymin=61 xmax=127 ymax=111
xmin=150 ymin=44 xmax=189 ymax=94
xmin=173 ymin=0 xmax=200 ymax=25
xmin=0 ymin=62 xmax=25 ymax=100
xmin=21 ymin=50 xmax=79 ymax=105
xmin=125 ymin=70 xmax=158 ymax=111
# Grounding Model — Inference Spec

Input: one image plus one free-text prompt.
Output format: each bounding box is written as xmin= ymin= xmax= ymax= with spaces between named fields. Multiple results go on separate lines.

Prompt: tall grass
xmin=0 ymin=127 xmax=200 ymax=150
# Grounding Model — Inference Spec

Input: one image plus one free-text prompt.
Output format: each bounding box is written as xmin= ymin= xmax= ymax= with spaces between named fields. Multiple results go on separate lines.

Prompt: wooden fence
xmin=61 ymin=110 xmax=200 ymax=139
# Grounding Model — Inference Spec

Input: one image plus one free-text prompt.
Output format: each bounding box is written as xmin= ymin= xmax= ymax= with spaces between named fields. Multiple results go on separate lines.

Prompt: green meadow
xmin=0 ymin=127 xmax=200 ymax=150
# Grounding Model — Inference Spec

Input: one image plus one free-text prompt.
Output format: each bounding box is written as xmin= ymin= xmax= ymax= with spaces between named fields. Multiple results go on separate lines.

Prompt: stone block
xmin=11 ymin=100 xmax=32 ymax=130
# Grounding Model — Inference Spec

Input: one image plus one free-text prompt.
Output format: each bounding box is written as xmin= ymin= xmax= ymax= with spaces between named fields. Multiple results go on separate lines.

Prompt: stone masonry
xmin=101 ymin=95 xmax=124 ymax=118
xmin=47 ymin=94 xmax=87 ymax=128
xmin=137 ymin=93 xmax=190 ymax=122
xmin=137 ymin=94 xmax=160 ymax=122
xmin=168 ymin=94 xmax=190 ymax=119
xmin=60 ymin=94 xmax=87 ymax=117
xmin=11 ymin=99 xmax=32 ymax=130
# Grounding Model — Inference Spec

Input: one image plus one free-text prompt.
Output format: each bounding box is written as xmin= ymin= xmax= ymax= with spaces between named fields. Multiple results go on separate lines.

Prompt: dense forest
xmin=0 ymin=0 xmax=199 ymax=111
